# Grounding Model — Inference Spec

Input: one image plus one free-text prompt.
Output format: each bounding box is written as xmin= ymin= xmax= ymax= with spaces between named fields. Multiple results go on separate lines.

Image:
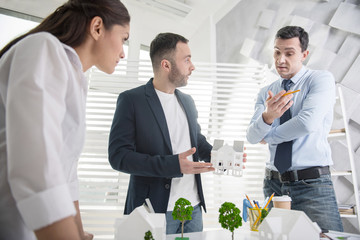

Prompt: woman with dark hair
xmin=0 ymin=0 xmax=130 ymax=239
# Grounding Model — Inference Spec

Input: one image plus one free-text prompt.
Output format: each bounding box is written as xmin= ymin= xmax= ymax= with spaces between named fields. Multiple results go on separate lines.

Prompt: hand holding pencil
xmin=282 ymin=89 xmax=300 ymax=97
xmin=267 ymin=89 xmax=300 ymax=100
xmin=262 ymin=89 xmax=299 ymax=125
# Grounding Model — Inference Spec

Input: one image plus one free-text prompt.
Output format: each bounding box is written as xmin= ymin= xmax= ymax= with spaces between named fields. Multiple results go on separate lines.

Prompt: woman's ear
xmin=89 ymin=16 xmax=104 ymax=41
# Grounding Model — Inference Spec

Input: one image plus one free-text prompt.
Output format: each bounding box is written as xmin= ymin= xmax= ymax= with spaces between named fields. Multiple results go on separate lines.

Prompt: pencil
xmin=253 ymin=213 xmax=262 ymax=228
xmin=282 ymin=89 xmax=300 ymax=96
xmin=246 ymin=194 xmax=254 ymax=208
xmin=266 ymin=89 xmax=300 ymax=101
xmin=264 ymin=192 xmax=275 ymax=209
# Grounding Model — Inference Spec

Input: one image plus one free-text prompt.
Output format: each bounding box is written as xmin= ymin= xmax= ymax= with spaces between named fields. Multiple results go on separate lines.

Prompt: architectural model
xmin=258 ymin=208 xmax=321 ymax=240
xmin=114 ymin=200 xmax=166 ymax=240
xmin=211 ymin=139 xmax=244 ymax=177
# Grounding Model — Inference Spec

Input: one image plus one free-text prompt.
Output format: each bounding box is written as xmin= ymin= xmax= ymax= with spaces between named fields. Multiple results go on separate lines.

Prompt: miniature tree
xmin=144 ymin=230 xmax=154 ymax=240
xmin=218 ymin=202 xmax=242 ymax=240
xmin=260 ymin=208 xmax=269 ymax=223
xmin=172 ymin=198 xmax=194 ymax=240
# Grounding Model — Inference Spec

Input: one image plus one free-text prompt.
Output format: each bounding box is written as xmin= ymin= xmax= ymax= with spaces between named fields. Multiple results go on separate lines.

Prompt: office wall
xmin=121 ymin=0 xmax=235 ymax=63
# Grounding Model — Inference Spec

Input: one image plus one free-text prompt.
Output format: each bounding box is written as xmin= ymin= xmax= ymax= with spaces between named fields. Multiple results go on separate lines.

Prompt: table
xmin=166 ymin=228 xmax=360 ymax=240
xmin=166 ymin=228 xmax=259 ymax=240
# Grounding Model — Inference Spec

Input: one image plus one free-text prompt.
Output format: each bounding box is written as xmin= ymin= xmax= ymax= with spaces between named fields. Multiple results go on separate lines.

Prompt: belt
xmin=265 ymin=166 xmax=330 ymax=183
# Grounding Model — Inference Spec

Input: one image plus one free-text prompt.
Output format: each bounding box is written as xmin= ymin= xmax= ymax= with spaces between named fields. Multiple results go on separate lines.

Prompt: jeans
xmin=264 ymin=174 xmax=343 ymax=232
xmin=165 ymin=204 xmax=203 ymax=234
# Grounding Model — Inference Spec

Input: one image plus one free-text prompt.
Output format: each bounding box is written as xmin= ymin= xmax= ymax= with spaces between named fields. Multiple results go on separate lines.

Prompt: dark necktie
xmin=274 ymin=80 xmax=293 ymax=174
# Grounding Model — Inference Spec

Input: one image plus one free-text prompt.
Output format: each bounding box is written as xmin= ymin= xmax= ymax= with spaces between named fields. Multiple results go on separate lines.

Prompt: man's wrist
xmin=262 ymin=113 xmax=273 ymax=125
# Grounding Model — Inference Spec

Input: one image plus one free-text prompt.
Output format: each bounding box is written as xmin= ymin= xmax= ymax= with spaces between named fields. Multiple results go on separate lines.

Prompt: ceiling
xmin=0 ymin=0 xmax=241 ymax=25
xmin=0 ymin=0 xmax=65 ymax=18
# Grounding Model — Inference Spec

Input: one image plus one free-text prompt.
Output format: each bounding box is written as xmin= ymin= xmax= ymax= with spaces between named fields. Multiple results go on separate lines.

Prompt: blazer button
xmin=165 ymin=184 xmax=170 ymax=189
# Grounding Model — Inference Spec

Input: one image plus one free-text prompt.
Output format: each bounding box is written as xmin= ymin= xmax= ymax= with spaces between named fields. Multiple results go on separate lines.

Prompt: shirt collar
xmin=289 ymin=66 xmax=307 ymax=84
xmin=62 ymin=43 xmax=83 ymax=72
xmin=279 ymin=66 xmax=307 ymax=86
xmin=61 ymin=43 xmax=88 ymax=90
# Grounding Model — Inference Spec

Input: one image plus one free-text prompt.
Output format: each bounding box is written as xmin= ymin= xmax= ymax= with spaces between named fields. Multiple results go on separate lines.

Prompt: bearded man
xmin=108 ymin=32 xmax=215 ymax=234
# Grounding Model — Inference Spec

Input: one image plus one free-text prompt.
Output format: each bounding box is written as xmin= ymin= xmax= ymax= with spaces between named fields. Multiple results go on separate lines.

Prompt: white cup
xmin=272 ymin=195 xmax=292 ymax=209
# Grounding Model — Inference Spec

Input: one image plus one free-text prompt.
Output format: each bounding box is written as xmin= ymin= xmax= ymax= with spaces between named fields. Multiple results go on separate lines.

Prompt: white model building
xmin=114 ymin=201 xmax=166 ymax=240
xmin=258 ymin=208 xmax=321 ymax=240
xmin=211 ymin=139 xmax=244 ymax=176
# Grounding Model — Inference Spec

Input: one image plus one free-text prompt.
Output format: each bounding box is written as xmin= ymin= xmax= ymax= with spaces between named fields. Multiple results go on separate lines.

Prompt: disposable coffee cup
xmin=272 ymin=195 xmax=292 ymax=209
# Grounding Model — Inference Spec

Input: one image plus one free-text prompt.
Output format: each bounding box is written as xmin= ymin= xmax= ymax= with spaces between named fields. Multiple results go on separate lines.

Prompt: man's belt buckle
xmin=280 ymin=170 xmax=299 ymax=183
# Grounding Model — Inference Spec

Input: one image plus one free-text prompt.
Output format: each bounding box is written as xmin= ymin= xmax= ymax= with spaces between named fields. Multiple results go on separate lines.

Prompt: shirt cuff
xmin=258 ymin=114 xmax=272 ymax=131
xmin=68 ymin=180 xmax=79 ymax=201
xmin=17 ymin=183 xmax=76 ymax=230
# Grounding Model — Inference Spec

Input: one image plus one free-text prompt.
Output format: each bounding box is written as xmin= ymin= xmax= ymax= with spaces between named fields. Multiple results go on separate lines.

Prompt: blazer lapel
xmin=145 ymin=79 xmax=173 ymax=153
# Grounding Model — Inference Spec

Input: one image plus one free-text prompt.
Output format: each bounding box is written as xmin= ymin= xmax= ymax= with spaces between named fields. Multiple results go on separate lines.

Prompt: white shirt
xmin=155 ymin=89 xmax=200 ymax=211
xmin=0 ymin=32 xmax=87 ymax=239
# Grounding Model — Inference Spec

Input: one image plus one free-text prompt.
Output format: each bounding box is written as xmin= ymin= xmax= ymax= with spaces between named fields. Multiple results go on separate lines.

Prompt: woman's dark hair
xmin=150 ymin=32 xmax=188 ymax=71
xmin=0 ymin=0 xmax=130 ymax=58
xmin=275 ymin=26 xmax=309 ymax=52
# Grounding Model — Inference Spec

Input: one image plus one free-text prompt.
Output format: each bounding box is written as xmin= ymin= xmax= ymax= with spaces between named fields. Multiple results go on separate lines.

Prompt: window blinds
xmin=79 ymin=60 xmax=269 ymax=239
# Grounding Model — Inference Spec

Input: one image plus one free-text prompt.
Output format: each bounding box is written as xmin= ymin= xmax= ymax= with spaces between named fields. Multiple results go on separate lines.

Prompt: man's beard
xmin=169 ymin=60 xmax=188 ymax=88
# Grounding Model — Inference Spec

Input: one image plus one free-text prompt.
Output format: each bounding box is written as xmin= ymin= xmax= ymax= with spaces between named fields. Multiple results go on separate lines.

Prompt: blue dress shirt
xmin=246 ymin=66 xmax=336 ymax=171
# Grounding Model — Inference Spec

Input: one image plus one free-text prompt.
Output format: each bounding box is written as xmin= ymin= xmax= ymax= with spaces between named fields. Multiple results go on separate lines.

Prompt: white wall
xmin=121 ymin=0 xmax=241 ymax=63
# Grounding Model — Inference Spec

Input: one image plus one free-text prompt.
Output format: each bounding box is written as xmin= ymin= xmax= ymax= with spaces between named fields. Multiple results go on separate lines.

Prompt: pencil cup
xmin=248 ymin=208 xmax=268 ymax=231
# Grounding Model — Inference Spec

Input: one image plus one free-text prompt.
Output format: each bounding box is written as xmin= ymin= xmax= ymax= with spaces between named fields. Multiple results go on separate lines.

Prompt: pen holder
xmin=248 ymin=208 xmax=268 ymax=231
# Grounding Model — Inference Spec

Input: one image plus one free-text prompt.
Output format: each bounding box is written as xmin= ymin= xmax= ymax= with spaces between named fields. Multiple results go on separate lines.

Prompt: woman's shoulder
xmin=1 ymin=32 xmax=73 ymax=73
xmin=19 ymin=32 xmax=62 ymax=49
xmin=2 ymin=32 xmax=64 ymax=60
xmin=14 ymin=32 xmax=71 ymax=64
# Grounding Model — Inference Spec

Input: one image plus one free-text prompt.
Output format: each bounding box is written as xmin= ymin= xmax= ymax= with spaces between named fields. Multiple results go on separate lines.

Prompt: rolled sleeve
xmin=17 ymin=184 xmax=76 ymax=230
xmin=246 ymin=90 xmax=272 ymax=144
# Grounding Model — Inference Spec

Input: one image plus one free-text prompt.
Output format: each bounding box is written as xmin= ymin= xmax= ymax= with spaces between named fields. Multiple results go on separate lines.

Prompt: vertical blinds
xmin=79 ymin=60 xmax=269 ymax=239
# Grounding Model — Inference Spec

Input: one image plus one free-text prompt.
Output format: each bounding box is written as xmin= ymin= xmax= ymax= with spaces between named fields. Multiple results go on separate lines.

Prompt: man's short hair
xmin=275 ymin=26 xmax=309 ymax=52
xmin=150 ymin=32 xmax=188 ymax=71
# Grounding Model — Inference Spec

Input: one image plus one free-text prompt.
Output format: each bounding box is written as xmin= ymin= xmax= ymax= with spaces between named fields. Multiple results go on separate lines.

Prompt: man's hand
xmin=179 ymin=147 xmax=215 ymax=174
xmin=242 ymin=147 xmax=247 ymax=168
xmin=262 ymin=89 xmax=294 ymax=125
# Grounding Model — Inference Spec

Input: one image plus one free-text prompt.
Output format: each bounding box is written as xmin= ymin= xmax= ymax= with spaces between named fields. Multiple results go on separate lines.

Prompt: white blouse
xmin=0 ymin=32 xmax=87 ymax=239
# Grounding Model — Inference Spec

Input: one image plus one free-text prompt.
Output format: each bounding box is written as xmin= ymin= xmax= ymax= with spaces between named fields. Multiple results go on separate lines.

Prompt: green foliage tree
xmin=260 ymin=208 xmax=269 ymax=223
xmin=172 ymin=198 xmax=194 ymax=239
xmin=218 ymin=202 xmax=242 ymax=240
xmin=144 ymin=230 xmax=154 ymax=240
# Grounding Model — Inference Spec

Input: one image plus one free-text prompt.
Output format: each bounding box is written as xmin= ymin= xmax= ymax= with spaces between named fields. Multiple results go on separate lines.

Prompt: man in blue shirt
xmin=246 ymin=26 xmax=343 ymax=232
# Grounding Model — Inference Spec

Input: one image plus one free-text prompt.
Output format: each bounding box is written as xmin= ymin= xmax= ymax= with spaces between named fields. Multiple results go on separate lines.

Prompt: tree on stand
xmin=172 ymin=198 xmax=194 ymax=240
xmin=144 ymin=230 xmax=154 ymax=240
xmin=218 ymin=202 xmax=242 ymax=240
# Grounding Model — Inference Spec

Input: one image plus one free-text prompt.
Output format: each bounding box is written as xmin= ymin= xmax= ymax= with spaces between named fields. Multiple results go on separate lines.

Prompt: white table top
xmin=166 ymin=228 xmax=259 ymax=240
xmin=165 ymin=228 xmax=360 ymax=240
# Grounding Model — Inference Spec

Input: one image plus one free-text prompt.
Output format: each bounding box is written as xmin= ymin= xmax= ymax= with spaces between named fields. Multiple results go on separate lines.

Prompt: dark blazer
xmin=108 ymin=79 xmax=212 ymax=214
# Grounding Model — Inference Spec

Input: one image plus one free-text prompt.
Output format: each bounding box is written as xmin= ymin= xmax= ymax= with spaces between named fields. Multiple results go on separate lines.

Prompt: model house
xmin=114 ymin=204 xmax=166 ymax=240
xmin=211 ymin=139 xmax=244 ymax=176
xmin=258 ymin=208 xmax=321 ymax=240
